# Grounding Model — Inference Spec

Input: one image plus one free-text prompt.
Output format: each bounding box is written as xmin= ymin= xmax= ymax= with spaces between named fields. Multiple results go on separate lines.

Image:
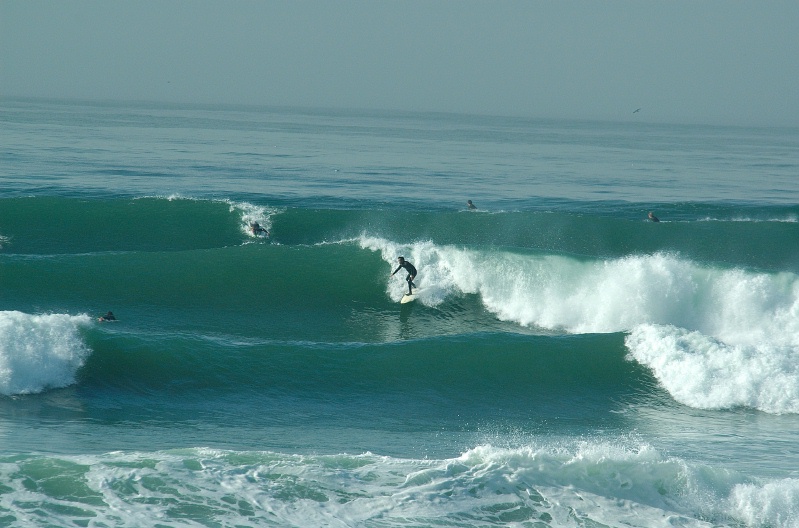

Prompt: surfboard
xmin=400 ymin=293 xmax=417 ymax=304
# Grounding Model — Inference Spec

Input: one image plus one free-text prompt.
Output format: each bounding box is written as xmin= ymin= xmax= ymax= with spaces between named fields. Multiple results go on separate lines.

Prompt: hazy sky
xmin=2 ymin=1 xmax=798 ymax=126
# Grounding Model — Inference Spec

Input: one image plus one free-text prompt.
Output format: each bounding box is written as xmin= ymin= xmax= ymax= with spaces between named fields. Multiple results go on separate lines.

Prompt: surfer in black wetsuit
xmin=648 ymin=211 xmax=660 ymax=222
xmin=98 ymin=311 xmax=116 ymax=322
xmin=250 ymin=222 xmax=269 ymax=236
xmin=391 ymin=256 xmax=417 ymax=296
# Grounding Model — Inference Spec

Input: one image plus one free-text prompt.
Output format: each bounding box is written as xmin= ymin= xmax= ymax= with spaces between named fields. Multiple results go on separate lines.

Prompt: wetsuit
xmin=392 ymin=261 xmax=417 ymax=295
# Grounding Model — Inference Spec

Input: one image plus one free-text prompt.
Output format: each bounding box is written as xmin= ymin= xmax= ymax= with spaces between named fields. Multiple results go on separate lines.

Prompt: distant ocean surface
xmin=1 ymin=98 xmax=799 ymax=527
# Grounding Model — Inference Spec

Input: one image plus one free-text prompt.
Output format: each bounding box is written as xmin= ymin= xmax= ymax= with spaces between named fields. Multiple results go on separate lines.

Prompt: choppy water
xmin=1 ymin=98 xmax=798 ymax=527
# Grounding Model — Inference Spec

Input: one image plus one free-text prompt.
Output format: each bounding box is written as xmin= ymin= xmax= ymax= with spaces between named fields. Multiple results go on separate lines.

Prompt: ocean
xmin=1 ymin=98 xmax=798 ymax=527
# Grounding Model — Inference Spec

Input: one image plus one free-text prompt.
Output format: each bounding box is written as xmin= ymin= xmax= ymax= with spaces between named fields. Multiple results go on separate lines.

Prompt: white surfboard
xmin=400 ymin=292 xmax=418 ymax=304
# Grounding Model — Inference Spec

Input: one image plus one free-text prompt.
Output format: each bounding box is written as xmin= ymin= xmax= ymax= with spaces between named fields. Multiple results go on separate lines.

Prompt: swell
xmin=0 ymin=243 xmax=391 ymax=340
xmin=1 ymin=196 xmax=797 ymax=273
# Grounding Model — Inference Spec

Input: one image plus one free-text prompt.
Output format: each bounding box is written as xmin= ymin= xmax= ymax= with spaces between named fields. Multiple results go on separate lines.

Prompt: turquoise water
xmin=1 ymin=98 xmax=799 ymax=527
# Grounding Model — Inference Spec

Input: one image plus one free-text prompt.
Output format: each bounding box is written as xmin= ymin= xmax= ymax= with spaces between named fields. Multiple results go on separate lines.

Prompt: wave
xmin=1 ymin=442 xmax=795 ymax=527
xmin=2 ymin=310 xmax=652 ymax=420
xmin=362 ymin=236 xmax=799 ymax=414
xmin=0 ymin=196 xmax=279 ymax=254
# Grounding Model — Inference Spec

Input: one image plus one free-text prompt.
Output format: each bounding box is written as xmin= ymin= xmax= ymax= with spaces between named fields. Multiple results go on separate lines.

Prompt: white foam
xmin=626 ymin=325 xmax=799 ymax=413
xmin=729 ymin=478 xmax=799 ymax=527
xmin=3 ymin=442 xmax=786 ymax=527
xmin=135 ymin=193 xmax=197 ymax=202
xmin=0 ymin=311 xmax=92 ymax=395
xmin=699 ymin=215 xmax=798 ymax=223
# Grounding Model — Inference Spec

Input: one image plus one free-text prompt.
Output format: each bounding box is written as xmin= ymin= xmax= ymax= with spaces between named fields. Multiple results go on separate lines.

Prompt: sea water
xmin=1 ymin=98 xmax=799 ymax=527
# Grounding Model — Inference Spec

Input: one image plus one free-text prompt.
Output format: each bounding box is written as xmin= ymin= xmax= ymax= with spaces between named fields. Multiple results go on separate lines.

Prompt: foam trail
xmin=0 ymin=311 xmax=92 ymax=395
xmin=699 ymin=214 xmax=798 ymax=223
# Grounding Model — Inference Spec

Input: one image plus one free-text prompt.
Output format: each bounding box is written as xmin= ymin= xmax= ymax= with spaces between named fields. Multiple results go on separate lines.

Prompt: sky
xmin=2 ymin=1 xmax=798 ymax=126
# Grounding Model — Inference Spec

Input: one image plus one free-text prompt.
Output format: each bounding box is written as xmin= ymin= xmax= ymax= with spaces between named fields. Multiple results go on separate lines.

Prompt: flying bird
xmin=633 ymin=108 xmax=641 ymax=113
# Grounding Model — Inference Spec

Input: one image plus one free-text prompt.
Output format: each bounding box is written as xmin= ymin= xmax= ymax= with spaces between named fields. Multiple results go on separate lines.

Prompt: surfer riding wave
xmin=391 ymin=256 xmax=417 ymax=296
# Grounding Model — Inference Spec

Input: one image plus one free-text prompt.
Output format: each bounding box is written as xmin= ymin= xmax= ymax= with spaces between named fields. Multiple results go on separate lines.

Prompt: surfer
xmin=467 ymin=199 xmax=477 ymax=210
xmin=648 ymin=211 xmax=660 ymax=222
xmin=391 ymin=256 xmax=417 ymax=296
xmin=98 ymin=311 xmax=116 ymax=322
xmin=250 ymin=222 xmax=269 ymax=236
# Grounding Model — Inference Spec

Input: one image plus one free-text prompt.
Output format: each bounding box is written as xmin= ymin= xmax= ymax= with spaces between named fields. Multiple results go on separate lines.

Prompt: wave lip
xmin=0 ymin=311 xmax=92 ymax=395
